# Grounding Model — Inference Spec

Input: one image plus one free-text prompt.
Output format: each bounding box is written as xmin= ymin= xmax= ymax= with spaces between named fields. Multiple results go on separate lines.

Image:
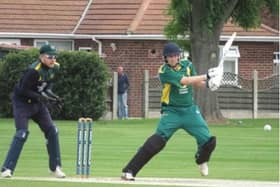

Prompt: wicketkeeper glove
xmin=54 ymin=97 xmax=64 ymax=110
xmin=37 ymin=95 xmax=49 ymax=104
xmin=37 ymin=92 xmax=55 ymax=103
xmin=38 ymin=91 xmax=63 ymax=110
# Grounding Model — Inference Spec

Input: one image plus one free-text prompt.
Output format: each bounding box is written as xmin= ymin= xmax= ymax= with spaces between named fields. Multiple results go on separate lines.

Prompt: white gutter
xmin=92 ymin=37 xmax=102 ymax=56
xmin=0 ymin=32 xmax=93 ymax=39
xmin=220 ymin=35 xmax=279 ymax=42
xmin=94 ymin=34 xmax=279 ymax=42
xmin=72 ymin=0 xmax=93 ymax=34
xmin=94 ymin=34 xmax=166 ymax=40
xmin=0 ymin=32 xmax=278 ymax=42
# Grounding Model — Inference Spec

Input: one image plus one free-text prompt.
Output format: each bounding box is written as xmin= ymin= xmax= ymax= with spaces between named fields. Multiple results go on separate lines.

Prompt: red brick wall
xmin=76 ymin=39 xmax=165 ymax=117
xmin=75 ymin=39 xmax=278 ymax=117
xmin=21 ymin=38 xmax=276 ymax=117
xmin=103 ymin=40 xmax=165 ymax=117
xmin=238 ymin=42 xmax=278 ymax=79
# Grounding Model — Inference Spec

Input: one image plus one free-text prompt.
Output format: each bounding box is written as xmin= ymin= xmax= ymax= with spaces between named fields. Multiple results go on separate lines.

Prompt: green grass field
xmin=0 ymin=118 xmax=278 ymax=187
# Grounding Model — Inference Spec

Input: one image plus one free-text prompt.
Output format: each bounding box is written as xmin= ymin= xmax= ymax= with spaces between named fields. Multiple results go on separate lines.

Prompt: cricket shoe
xmin=1 ymin=169 xmax=12 ymax=178
xmin=51 ymin=166 xmax=66 ymax=178
xmin=121 ymin=172 xmax=135 ymax=181
xmin=198 ymin=162 xmax=208 ymax=176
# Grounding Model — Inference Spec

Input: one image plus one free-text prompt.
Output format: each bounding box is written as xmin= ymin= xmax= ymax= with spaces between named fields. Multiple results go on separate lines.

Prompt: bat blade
xmin=218 ymin=32 xmax=237 ymax=68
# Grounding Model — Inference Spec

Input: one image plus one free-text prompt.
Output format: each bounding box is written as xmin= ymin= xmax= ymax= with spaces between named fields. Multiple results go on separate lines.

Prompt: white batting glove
xmin=207 ymin=75 xmax=222 ymax=91
xmin=207 ymin=66 xmax=223 ymax=79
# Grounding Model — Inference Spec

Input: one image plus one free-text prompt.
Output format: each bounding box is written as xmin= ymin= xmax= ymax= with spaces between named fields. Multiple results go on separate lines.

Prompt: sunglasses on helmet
xmin=45 ymin=55 xmax=57 ymax=60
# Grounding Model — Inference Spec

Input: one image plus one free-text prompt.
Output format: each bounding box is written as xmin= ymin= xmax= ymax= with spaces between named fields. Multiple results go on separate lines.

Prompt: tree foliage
xmin=164 ymin=0 xmax=278 ymax=120
xmin=165 ymin=0 xmax=190 ymax=38
xmin=165 ymin=0 xmax=278 ymax=36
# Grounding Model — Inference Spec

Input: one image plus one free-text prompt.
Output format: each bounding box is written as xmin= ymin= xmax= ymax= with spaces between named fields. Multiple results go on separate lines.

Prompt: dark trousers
xmin=13 ymin=97 xmax=53 ymax=137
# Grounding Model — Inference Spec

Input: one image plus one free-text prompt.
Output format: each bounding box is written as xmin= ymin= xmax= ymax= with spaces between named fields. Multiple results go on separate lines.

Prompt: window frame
xmin=219 ymin=45 xmax=240 ymax=87
xmin=273 ymin=52 xmax=280 ymax=64
xmin=34 ymin=39 xmax=74 ymax=51
xmin=78 ymin=47 xmax=92 ymax=52
xmin=0 ymin=39 xmax=21 ymax=45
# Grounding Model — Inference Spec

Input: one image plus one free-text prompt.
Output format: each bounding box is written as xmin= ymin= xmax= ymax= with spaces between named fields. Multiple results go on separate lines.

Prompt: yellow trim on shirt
xmin=158 ymin=65 xmax=164 ymax=74
xmin=161 ymin=83 xmax=171 ymax=104
xmin=35 ymin=63 xmax=42 ymax=71
xmin=186 ymin=67 xmax=191 ymax=76
xmin=54 ymin=62 xmax=60 ymax=67
xmin=34 ymin=63 xmax=42 ymax=80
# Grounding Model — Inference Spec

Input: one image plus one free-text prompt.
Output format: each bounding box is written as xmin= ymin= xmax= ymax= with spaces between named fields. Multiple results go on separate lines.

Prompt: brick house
xmin=0 ymin=0 xmax=278 ymax=118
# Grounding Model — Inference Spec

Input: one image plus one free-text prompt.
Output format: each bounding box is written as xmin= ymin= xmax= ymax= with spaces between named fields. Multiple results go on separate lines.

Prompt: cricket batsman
xmin=121 ymin=42 xmax=223 ymax=180
xmin=1 ymin=44 xmax=65 ymax=178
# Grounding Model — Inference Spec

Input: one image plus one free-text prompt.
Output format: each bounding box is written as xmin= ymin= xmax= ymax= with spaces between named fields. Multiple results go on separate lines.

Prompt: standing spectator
xmin=117 ymin=66 xmax=129 ymax=119
xmin=1 ymin=44 xmax=65 ymax=178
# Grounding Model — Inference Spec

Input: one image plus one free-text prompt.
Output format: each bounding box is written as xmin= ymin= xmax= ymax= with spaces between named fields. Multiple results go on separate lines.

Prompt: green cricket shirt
xmin=159 ymin=59 xmax=197 ymax=107
xmin=29 ymin=60 xmax=60 ymax=82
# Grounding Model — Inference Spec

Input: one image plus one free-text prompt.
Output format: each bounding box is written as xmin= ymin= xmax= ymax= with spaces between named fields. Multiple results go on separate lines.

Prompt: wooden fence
xmin=104 ymin=71 xmax=279 ymax=119
xmin=145 ymin=70 xmax=279 ymax=119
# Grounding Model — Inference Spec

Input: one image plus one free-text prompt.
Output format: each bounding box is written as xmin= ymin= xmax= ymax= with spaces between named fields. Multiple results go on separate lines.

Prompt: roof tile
xmin=0 ymin=0 xmax=277 ymax=37
xmin=0 ymin=0 xmax=88 ymax=33
xmin=222 ymin=22 xmax=279 ymax=36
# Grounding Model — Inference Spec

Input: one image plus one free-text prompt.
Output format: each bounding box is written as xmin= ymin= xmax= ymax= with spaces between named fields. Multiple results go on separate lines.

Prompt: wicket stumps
xmin=76 ymin=117 xmax=93 ymax=178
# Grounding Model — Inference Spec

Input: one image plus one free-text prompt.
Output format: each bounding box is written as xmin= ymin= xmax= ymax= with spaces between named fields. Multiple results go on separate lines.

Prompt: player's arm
xmin=159 ymin=64 xmax=207 ymax=87
xmin=193 ymin=79 xmax=207 ymax=88
xmin=18 ymin=69 xmax=42 ymax=100
xmin=44 ymin=82 xmax=59 ymax=99
xmin=180 ymin=75 xmax=207 ymax=86
xmin=179 ymin=62 xmax=208 ymax=88
xmin=180 ymin=65 xmax=223 ymax=88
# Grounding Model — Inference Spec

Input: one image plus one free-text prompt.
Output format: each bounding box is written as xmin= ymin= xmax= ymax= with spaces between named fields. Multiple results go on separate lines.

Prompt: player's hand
xmin=38 ymin=95 xmax=49 ymax=104
xmin=207 ymin=67 xmax=223 ymax=79
xmin=52 ymin=97 xmax=64 ymax=111
xmin=46 ymin=97 xmax=63 ymax=111
xmin=38 ymin=92 xmax=58 ymax=105
xmin=55 ymin=97 xmax=64 ymax=108
xmin=207 ymin=75 xmax=222 ymax=91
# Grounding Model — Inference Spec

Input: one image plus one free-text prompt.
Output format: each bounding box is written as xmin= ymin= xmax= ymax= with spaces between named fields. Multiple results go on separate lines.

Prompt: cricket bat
xmin=218 ymin=32 xmax=237 ymax=69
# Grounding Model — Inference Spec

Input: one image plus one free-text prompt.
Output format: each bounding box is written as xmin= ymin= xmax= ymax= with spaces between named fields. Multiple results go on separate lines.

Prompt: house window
xmin=219 ymin=46 xmax=240 ymax=86
xmin=79 ymin=47 xmax=92 ymax=52
xmin=180 ymin=51 xmax=190 ymax=60
xmin=0 ymin=39 xmax=21 ymax=59
xmin=273 ymin=52 xmax=280 ymax=74
xmin=34 ymin=40 xmax=73 ymax=51
xmin=273 ymin=52 xmax=280 ymax=64
xmin=0 ymin=39 xmax=20 ymax=45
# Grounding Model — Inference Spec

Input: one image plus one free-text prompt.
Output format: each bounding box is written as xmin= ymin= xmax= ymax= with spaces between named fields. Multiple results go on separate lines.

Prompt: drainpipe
xmin=92 ymin=37 xmax=102 ymax=56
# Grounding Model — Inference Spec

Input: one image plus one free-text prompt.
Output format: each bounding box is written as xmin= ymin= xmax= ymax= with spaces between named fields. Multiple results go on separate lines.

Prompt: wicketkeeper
xmin=121 ymin=42 xmax=223 ymax=180
xmin=1 ymin=44 xmax=65 ymax=178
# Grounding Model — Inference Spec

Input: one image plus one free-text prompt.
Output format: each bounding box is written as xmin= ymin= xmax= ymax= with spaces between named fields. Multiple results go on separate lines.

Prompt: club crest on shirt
xmin=179 ymin=87 xmax=188 ymax=94
xmin=50 ymin=74 xmax=55 ymax=79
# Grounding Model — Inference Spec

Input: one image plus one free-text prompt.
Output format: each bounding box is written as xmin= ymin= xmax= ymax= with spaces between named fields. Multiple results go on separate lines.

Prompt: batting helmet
xmin=163 ymin=42 xmax=181 ymax=57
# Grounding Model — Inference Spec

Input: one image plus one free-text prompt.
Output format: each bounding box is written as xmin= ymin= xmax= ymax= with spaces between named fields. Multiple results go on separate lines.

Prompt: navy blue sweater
xmin=118 ymin=74 xmax=129 ymax=94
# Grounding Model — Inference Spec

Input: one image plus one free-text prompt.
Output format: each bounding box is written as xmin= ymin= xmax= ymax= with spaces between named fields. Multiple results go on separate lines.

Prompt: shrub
xmin=0 ymin=49 xmax=39 ymax=117
xmin=53 ymin=51 xmax=109 ymax=120
xmin=0 ymin=49 xmax=109 ymax=120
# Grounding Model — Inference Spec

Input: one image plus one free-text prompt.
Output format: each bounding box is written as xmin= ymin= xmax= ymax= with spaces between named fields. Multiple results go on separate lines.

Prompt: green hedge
xmin=0 ymin=49 xmax=109 ymax=120
xmin=0 ymin=49 xmax=39 ymax=117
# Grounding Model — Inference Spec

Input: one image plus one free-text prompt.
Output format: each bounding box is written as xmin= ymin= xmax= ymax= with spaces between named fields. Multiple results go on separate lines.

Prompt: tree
xmin=164 ymin=0 xmax=279 ymax=121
